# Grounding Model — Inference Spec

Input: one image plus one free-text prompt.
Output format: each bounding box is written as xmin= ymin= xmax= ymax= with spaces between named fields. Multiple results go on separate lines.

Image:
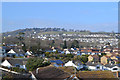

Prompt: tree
xmin=71 ymin=44 xmax=74 ymax=48
xmin=2 ymin=73 xmax=13 ymax=80
xmin=71 ymin=40 xmax=79 ymax=48
xmin=63 ymin=40 xmax=67 ymax=49
xmin=51 ymin=40 xmax=55 ymax=47
xmin=77 ymin=55 xmax=88 ymax=64
xmin=26 ymin=57 xmax=50 ymax=71
xmin=29 ymin=39 xmax=44 ymax=56
xmin=16 ymin=32 xmax=25 ymax=46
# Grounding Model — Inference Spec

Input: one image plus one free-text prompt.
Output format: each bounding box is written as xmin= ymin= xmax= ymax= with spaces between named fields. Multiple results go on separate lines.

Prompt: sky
xmin=2 ymin=2 xmax=118 ymax=32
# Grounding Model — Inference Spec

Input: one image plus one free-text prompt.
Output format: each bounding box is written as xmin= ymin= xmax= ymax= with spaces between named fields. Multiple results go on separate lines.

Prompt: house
xmin=65 ymin=50 xmax=71 ymax=54
xmin=13 ymin=48 xmax=25 ymax=57
xmin=52 ymin=49 xmax=56 ymax=52
xmin=113 ymin=51 xmax=119 ymax=55
xmin=7 ymin=49 xmax=16 ymax=54
xmin=25 ymin=51 xmax=32 ymax=56
xmin=7 ymin=49 xmax=16 ymax=57
xmin=0 ymin=46 xmax=6 ymax=54
xmin=109 ymin=59 xmax=118 ymax=65
xmin=104 ymin=64 xmax=120 ymax=72
xmin=88 ymin=55 xmax=94 ymax=62
xmin=105 ymin=50 xmax=112 ymax=54
xmin=50 ymin=60 xmax=63 ymax=67
xmin=88 ymin=55 xmax=100 ymax=63
xmin=72 ymin=50 xmax=80 ymax=55
xmin=86 ymin=62 xmax=104 ymax=70
xmin=106 ymin=52 xmax=113 ymax=57
xmin=101 ymin=56 xmax=110 ymax=65
xmin=1 ymin=58 xmax=28 ymax=70
xmin=64 ymin=61 xmax=77 ymax=68
xmin=80 ymin=49 xmax=92 ymax=53
xmin=113 ymin=48 xmax=118 ymax=52
xmin=73 ymin=60 xmax=84 ymax=70
xmin=80 ymin=49 xmax=92 ymax=55
xmin=111 ymin=55 xmax=120 ymax=61
xmin=6 ymin=48 xmax=25 ymax=57
xmin=45 ymin=48 xmax=53 ymax=53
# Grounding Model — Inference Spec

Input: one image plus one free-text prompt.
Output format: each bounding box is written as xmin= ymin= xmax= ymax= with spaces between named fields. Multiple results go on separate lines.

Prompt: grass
xmin=15 ymin=56 xmax=24 ymax=58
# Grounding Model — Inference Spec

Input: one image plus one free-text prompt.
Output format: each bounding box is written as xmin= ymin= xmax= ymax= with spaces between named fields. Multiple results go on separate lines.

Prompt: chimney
xmin=62 ymin=64 xmax=63 ymax=66
xmin=116 ymin=71 xmax=119 ymax=78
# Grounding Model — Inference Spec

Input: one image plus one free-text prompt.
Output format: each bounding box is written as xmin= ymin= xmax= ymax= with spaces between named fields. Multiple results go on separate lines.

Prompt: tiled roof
xmin=33 ymin=66 xmax=70 ymax=79
xmin=7 ymin=58 xmax=28 ymax=66
xmin=77 ymin=71 xmax=117 ymax=78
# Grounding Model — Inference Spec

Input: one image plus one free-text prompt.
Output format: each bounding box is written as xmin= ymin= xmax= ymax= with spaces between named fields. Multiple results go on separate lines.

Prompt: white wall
xmin=1 ymin=60 xmax=12 ymax=68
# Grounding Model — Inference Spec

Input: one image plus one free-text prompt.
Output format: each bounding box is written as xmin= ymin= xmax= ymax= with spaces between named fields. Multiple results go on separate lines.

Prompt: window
xmin=113 ymin=68 xmax=118 ymax=70
xmin=15 ymin=64 xmax=20 ymax=67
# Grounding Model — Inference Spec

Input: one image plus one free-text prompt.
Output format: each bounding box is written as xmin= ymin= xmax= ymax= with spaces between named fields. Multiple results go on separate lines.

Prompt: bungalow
xmin=111 ymin=55 xmax=120 ymax=61
xmin=104 ymin=64 xmax=120 ymax=72
xmin=6 ymin=48 xmax=25 ymax=57
xmin=86 ymin=62 xmax=104 ymax=70
xmin=25 ymin=51 xmax=32 ymax=56
xmin=73 ymin=60 xmax=84 ymax=70
xmin=7 ymin=49 xmax=16 ymax=57
xmin=64 ymin=61 xmax=77 ymax=68
xmin=65 ymin=50 xmax=71 ymax=54
xmin=7 ymin=49 xmax=16 ymax=54
xmin=1 ymin=58 xmax=28 ymax=70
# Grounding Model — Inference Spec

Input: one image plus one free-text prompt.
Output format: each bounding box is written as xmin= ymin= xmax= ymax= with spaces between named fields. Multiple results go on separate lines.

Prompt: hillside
xmin=2 ymin=28 xmax=92 ymax=37
xmin=2 ymin=28 xmax=116 ymax=38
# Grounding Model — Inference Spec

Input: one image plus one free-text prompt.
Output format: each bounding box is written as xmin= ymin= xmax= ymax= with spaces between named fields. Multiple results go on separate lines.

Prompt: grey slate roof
xmin=7 ymin=58 xmax=28 ymax=66
xmin=104 ymin=64 xmax=117 ymax=68
xmin=86 ymin=62 xmax=102 ymax=66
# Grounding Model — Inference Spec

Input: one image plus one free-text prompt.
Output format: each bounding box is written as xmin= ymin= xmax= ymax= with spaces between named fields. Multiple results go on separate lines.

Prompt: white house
xmin=7 ymin=49 xmax=16 ymax=54
xmin=1 ymin=60 xmax=12 ymax=68
xmin=7 ymin=49 xmax=16 ymax=57
xmin=104 ymin=64 xmax=120 ymax=72
xmin=86 ymin=62 xmax=104 ymax=70
xmin=1 ymin=59 xmax=27 ymax=70
xmin=65 ymin=50 xmax=70 ymax=54
xmin=111 ymin=66 xmax=120 ymax=72
xmin=53 ymin=49 xmax=56 ymax=52
xmin=25 ymin=51 xmax=32 ymax=56
xmin=64 ymin=61 xmax=77 ymax=68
